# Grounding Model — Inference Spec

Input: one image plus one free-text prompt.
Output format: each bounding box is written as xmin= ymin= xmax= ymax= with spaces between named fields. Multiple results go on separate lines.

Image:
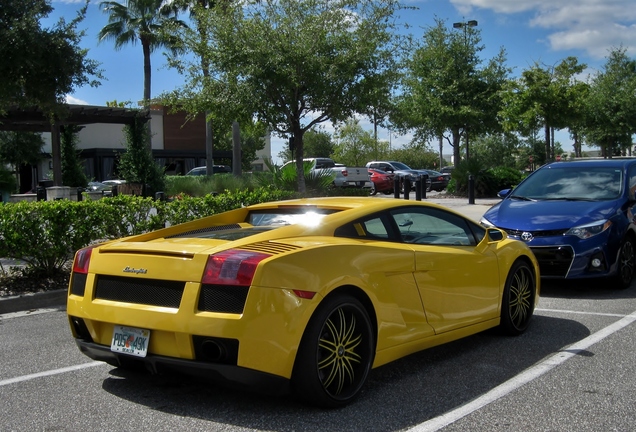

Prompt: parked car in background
xmin=421 ymin=169 xmax=449 ymax=192
xmin=440 ymin=166 xmax=454 ymax=182
xmin=102 ymin=179 xmax=126 ymax=187
xmin=481 ymin=159 xmax=636 ymax=289
xmin=67 ymin=197 xmax=538 ymax=408
xmin=87 ymin=181 xmax=110 ymax=192
xmin=282 ymin=158 xmax=370 ymax=188
xmin=368 ymin=168 xmax=394 ymax=195
xmin=366 ymin=161 xmax=429 ymax=191
xmin=186 ymin=165 xmax=232 ymax=176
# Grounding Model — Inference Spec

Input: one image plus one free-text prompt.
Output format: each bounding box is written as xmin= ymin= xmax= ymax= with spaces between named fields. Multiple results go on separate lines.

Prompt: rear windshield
xmin=248 ymin=208 xmax=340 ymax=226
xmin=513 ymin=166 xmax=623 ymax=201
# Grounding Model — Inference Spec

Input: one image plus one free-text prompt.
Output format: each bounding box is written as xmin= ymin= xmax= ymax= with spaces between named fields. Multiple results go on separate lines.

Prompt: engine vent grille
xmin=239 ymin=241 xmax=301 ymax=255
xmin=95 ymin=275 xmax=185 ymax=308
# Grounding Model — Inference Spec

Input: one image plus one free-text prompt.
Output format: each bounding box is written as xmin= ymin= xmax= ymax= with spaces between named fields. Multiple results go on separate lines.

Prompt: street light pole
xmin=453 ymin=19 xmax=478 ymax=43
xmin=452 ymin=19 xmax=478 ymax=161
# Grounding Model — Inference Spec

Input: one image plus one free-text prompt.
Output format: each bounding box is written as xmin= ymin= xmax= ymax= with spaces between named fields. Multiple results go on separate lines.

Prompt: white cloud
xmin=65 ymin=95 xmax=90 ymax=105
xmin=450 ymin=0 xmax=636 ymax=59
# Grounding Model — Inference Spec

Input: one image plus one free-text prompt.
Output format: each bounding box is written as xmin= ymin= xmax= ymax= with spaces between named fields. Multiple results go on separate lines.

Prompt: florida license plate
xmin=110 ymin=325 xmax=150 ymax=357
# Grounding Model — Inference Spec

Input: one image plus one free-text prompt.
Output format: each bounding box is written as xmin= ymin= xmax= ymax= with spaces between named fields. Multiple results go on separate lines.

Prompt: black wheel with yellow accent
xmin=499 ymin=260 xmax=536 ymax=336
xmin=292 ymin=295 xmax=375 ymax=408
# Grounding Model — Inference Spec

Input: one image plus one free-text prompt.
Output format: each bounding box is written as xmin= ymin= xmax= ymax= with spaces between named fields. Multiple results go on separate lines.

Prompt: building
xmin=1 ymin=104 xmax=271 ymax=193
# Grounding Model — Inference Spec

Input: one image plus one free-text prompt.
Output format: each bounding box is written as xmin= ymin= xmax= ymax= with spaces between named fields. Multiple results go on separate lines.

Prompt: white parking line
xmin=0 ymin=362 xmax=103 ymax=387
xmin=536 ymin=307 xmax=627 ymax=318
xmin=407 ymin=310 xmax=636 ymax=432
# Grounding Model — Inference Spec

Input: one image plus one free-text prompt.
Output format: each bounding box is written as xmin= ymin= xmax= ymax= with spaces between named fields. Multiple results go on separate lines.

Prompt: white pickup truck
xmin=283 ymin=158 xmax=370 ymax=188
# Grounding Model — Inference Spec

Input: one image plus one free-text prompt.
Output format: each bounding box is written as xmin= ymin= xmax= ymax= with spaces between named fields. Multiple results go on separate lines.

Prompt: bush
xmin=450 ymin=158 xmax=496 ymax=198
xmin=164 ymin=174 xmax=256 ymax=198
xmin=489 ymin=166 xmax=526 ymax=192
xmin=0 ymin=187 xmax=294 ymax=276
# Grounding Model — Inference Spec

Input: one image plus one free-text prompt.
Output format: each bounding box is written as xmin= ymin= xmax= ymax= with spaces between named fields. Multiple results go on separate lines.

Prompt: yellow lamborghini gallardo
xmin=67 ymin=197 xmax=539 ymax=408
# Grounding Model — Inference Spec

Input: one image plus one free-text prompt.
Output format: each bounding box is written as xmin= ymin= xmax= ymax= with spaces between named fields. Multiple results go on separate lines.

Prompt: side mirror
xmin=486 ymin=228 xmax=504 ymax=242
xmin=497 ymin=188 xmax=511 ymax=199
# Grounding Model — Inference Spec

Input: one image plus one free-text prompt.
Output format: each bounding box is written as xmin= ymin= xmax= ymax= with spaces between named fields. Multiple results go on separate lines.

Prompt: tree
xmin=582 ymin=48 xmax=636 ymax=157
xmin=60 ymin=126 xmax=88 ymax=188
xmin=469 ymin=133 xmax=520 ymax=169
xmin=168 ymin=0 xmax=406 ymax=192
xmin=394 ymin=18 xmax=509 ymax=166
xmin=117 ymin=112 xmax=165 ymax=194
xmin=98 ymin=0 xmax=187 ymax=106
xmin=303 ymin=129 xmax=335 ymax=159
xmin=333 ymin=118 xmax=376 ymax=166
xmin=500 ymin=57 xmax=587 ymax=162
xmin=214 ymin=119 xmax=267 ymax=170
xmin=0 ymin=131 xmax=45 ymax=192
xmin=0 ymin=0 xmax=100 ymax=114
xmin=389 ymin=142 xmax=439 ymax=169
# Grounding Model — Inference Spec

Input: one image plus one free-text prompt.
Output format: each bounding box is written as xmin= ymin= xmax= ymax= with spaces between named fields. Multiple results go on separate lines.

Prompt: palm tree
xmin=98 ymin=0 xmax=187 ymax=105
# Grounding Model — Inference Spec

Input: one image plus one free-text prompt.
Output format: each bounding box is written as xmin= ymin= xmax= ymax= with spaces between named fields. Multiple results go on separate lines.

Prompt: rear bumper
xmin=75 ymin=339 xmax=291 ymax=395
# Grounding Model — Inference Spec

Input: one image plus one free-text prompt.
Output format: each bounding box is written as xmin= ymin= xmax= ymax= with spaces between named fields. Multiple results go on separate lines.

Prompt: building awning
xmin=0 ymin=104 xmax=150 ymax=185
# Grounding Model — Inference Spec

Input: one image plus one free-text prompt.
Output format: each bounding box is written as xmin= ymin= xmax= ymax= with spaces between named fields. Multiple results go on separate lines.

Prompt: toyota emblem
xmin=520 ymin=232 xmax=534 ymax=242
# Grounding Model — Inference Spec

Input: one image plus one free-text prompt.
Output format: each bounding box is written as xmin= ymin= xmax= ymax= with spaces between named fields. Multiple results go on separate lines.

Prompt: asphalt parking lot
xmin=2 ymin=193 xmax=636 ymax=431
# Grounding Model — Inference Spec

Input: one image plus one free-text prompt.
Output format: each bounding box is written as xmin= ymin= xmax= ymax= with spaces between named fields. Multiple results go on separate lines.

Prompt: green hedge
xmin=0 ymin=187 xmax=294 ymax=276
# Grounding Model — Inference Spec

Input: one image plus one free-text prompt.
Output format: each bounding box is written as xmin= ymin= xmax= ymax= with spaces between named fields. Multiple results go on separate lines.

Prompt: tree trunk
xmin=294 ymin=129 xmax=306 ymax=194
xmin=544 ymin=123 xmax=551 ymax=162
xmin=452 ymin=128 xmax=461 ymax=166
xmin=142 ymin=41 xmax=152 ymax=151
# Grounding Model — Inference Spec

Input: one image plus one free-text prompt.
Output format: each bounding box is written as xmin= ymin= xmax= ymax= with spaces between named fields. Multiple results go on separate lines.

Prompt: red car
xmin=368 ymin=168 xmax=395 ymax=195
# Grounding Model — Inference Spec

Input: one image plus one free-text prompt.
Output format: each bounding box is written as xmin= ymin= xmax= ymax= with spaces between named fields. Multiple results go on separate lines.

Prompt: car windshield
xmin=512 ymin=166 xmax=623 ymax=201
xmin=391 ymin=162 xmax=412 ymax=170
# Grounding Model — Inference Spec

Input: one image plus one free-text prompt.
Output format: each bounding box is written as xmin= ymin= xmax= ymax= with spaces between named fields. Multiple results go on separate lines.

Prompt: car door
xmin=390 ymin=207 xmax=500 ymax=334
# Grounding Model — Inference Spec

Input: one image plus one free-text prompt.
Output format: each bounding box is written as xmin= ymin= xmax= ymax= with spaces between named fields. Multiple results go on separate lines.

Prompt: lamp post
xmin=452 ymin=19 xmax=478 ymax=161
xmin=453 ymin=19 xmax=478 ymax=42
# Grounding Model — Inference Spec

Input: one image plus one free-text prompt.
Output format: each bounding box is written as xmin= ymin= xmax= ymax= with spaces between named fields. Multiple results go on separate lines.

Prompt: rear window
xmin=248 ymin=208 xmax=340 ymax=226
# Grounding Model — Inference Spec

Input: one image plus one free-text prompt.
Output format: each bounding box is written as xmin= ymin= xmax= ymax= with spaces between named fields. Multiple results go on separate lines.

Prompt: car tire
xmin=369 ymin=185 xmax=377 ymax=196
xmin=613 ymin=236 xmax=636 ymax=289
xmin=499 ymin=260 xmax=536 ymax=336
xmin=292 ymin=295 xmax=375 ymax=408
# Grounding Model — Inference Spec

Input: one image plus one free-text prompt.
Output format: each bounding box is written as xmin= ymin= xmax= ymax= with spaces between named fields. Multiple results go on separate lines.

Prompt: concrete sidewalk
xmin=423 ymin=196 xmax=500 ymax=221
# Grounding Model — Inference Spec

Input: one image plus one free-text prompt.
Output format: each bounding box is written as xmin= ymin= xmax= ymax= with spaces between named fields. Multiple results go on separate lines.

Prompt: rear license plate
xmin=110 ymin=326 xmax=150 ymax=357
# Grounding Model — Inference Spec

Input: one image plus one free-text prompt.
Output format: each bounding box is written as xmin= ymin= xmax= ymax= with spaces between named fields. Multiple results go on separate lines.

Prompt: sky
xmin=46 ymin=0 xmax=636 ymax=163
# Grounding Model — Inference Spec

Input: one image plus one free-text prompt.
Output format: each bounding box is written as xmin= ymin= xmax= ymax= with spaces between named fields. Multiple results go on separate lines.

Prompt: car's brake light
xmin=72 ymin=246 xmax=95 ymax=274
xmin=202 ymin=249 xmax=270 ymax=286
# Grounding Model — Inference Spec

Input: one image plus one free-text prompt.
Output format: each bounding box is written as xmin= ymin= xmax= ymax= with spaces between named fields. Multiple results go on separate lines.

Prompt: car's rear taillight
xmin=72 ymin=246 xmax=95 ymax=274
xmin=202 ymin=249 xmax=270 ymax=286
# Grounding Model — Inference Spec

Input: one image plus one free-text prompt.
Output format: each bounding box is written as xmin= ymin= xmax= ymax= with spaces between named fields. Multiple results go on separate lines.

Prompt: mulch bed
xmin=0 ymin=264 xmax=70 ymax=298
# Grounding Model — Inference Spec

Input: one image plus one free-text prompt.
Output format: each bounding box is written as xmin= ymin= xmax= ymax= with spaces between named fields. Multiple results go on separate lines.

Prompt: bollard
xmin=77 ymin=187 xmax=84 ymax=202
xmin=403 ymin=178 xmax=411 ymax=200
xmin=36 ymin=186 xmax=46 ymax=201
xmin=468 ymin=174 xmax=475 ymax=204
xmin=422 ymin=174 xmax=428 ymax=200
xmin=394 ymin=176 xmax=400 ymax=199
xmin=415 ymin=177 xmax=422 ymax=201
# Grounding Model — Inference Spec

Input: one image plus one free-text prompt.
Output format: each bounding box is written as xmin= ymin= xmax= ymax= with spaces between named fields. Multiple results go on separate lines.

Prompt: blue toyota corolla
xmin=481 ymin=159 xmax=636 ymax=289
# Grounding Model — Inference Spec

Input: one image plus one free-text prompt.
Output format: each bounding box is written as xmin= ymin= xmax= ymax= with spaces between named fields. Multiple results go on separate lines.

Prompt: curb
xmin=0 ymin=289 xmax=67 ymax=314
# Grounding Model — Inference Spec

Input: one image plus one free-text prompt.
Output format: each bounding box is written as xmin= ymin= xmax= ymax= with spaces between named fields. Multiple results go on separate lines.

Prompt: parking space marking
xmin=408 ymin=310 xmax=636 ymax=432
xmin=0 ymin=362 xmax=103 ymax=387
xmin=536 ymin=307 xmax=627 ymax=318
